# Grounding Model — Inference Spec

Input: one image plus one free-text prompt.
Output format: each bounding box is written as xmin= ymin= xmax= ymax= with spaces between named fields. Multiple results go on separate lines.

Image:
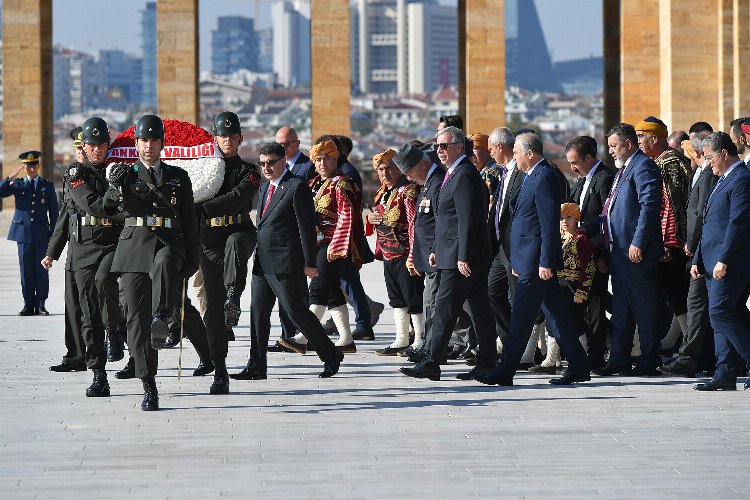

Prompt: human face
xmin=215 ymin=133 xmax=242 ymax=157
xmin=607 ymin=134 xmax=632 ymax=164
xmin=636 ymin=131 xmax=657 ymax=158
xmin=75 ymin=147 xmax=85 ymax=164
xmin=406 ymin=162 xmax=428 ymax=185
xmin=25 ymin=163 xmax=40 ymax=179
xmin=275 ymin=128 xmax=300 ymax=159
xmin=472 ymin=146 xmax=490 ymax=169
xmin=512 ymin=139 xmax=532 ymax=172
xmin=730 ymin=128 xmax=746 ymax=155
xmin=436 ymin=132 xmax=464 ymax=166
xmin=136 ymin=137 xmax=163 ymax=165
xmin=258 ymin=154 xmax=286 ymax=180
xmin=566 ymin=149 xmax=594 ymax=177
xmin=83 ymin=142 xmax=108 ymax=164
xmin=560 ymin=214 xmax=578 ymax=235
xmin=703 ymin=146 xmax=729 ymax=176
xmin=376 ymin=162 xmax=400 ymax=188
xmin=315 ymin=155 xmax=338 ymax=178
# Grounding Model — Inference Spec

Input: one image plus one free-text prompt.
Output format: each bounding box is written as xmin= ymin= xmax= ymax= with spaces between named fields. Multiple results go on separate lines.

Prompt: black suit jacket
xmin=289 ymin=152 xmax=315 ymax=181
xmin=570 ymin=161 xmax=615 ymax=249
xmin=433 ymin=157 xmax=491 ymax=269
xmin=412 ymin=164 xmax=445 ymax=273
xmin=488 ymin=161 xmax=525 ymax=259
xmin=685 ymin=165 xmax=718 ymax=254
xmin=253 ymin=171 xmax=317 ymax=275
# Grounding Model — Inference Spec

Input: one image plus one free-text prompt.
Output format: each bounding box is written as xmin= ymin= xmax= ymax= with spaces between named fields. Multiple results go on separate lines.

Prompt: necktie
xmin=262 ymin=184 xmax=276 ymax=215
xmin=440 ymin=170 xmax=451 ymax=189
xmin=601 ymin=169 xmax=623 ymax=248
xmin=494 ymin=166 xmax=508 ymax=240
xmin=706 ymin=175 xmax=725 ymax=214
xmin=148 ymin=167 xmax=158 ymax=184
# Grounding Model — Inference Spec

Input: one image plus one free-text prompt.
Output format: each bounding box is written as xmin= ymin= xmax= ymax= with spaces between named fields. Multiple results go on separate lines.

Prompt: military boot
xmin=106 ymin=329 xmax=125 ymax=362
xmin=86 ymin=369 xmax=110 ymax=397
xmin=209 ymin=360 xmax=229 ymax=395
xmin=141 ymin=377 xmax=159 ymax=411
xmin=224 ymin=285 xmax=242 ymax=327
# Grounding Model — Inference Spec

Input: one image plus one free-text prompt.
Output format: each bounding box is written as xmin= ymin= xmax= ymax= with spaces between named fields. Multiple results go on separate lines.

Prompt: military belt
xmin=125 ymin=216 xmax=174 ymax=229
xmin=79 ymin=215 xmax=119 ymax=227
xmin=206 ymin=214 xmax=244 ymax=227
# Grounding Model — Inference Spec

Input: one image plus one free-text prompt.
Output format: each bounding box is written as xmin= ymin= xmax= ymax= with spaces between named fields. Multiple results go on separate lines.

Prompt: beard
xmin=614 ymin=158 xmax=624 ymax=169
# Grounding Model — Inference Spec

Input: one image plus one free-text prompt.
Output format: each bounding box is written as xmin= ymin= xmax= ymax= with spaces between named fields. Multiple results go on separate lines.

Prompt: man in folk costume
xmin=279 ymin=140 xmax=359 ymax=354
xmin=366 ymin=149 xmax=424 ymax=356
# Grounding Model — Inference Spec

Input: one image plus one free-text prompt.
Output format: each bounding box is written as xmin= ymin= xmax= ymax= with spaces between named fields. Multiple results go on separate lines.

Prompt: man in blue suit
xmin=0 ymin=151 xmax=59 ymax=316
xmin=477 ymin=133 xmax=589 ymax=386
xmin=584 ymin=123 xmax=663 ymax=376
xmin=692 ymin=132 xmax=750 ymax=391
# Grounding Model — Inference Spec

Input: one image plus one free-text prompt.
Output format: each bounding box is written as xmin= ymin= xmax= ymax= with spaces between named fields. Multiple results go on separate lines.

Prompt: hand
xmin=408 ymin=267 xmax=422 ymax=277
xmin=304 ymin=266 xmax=319 ymax=278
xmin=539 ymin=267 xmax=553 ymax=280
xmin=512 ymin=269 xmax=519 ymax=277
xmin=713 ymin=261 xmax=727 ymax=280
xmin=683 ymin=243 xmax=693 ymax=257
xmin=690 ymin=265 xmax=703 ymax=280
xmin=41 ymin=256 xmax=53 ymax=270
xmin=428 ymin=253 xmax=436 ymax=267
xmin=366 ymin=212 xmax=383 ymax=225
xmin=11 ymin=164 xmax=25 ymax=178
xmin=628 ymin=245 xmax=643 ymax=263
xmin=573 ymin=295 xmax=584 ymax=304
xmin=457 ymin=260 xmax=472 ymax=277
xmin=109 ymin=162 xmax=131 ymax=187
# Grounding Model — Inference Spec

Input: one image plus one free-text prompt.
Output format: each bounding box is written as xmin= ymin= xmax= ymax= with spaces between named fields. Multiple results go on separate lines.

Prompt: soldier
xmin=105 ymin=114 xmax=200 ymax=411
xmin=0 ymin=151 xmax=59 ymax=316
xmin=365 ymin=149 xmax=424 ymax=356
xmin=44 ymin=129 xmax=86 ymax=372
xmin=197 ymin=111 xmax=261 ymax=395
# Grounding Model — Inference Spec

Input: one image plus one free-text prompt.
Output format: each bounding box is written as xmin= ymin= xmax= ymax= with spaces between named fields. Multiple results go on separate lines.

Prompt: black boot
xmin=164 ymin=329 xmax=180 ymax=348
xmin=141 ymin=377 xmax=159 ymax=411
xmin=115 ymin=357 xmax=136 ymax=379
xmin=106 ymin=329 xmax=125 ymax=362
xmin=193 ymin=359 xmax=215 ymax=376
xmin=224 ymin=285 xmax=242 ymax=327
xmin=209 ymin=361 xmax=229 ymax=395
xmin=86 ymin=369 xmax=111 ymax=397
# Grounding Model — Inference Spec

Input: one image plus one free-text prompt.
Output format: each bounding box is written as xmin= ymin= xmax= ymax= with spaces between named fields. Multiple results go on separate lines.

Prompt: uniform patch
xmin=70 ymin=178 xmax=85 ymax=189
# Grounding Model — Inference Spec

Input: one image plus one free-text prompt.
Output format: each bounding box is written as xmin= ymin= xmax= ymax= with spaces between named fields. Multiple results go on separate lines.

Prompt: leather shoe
xmin=528 ymin=364 xmax=557 ymax=374
xmin=85 ymin=369 xmax=111 ymax=397
xmin=141 ymin=377 xmax=159 ymax=411
xmin=659 ymin=362 xmax=696 ymax=377
xmin=549 ymin=371 xmax=591 ymax=385
xmin=323 ymin=317 xmax=337 ymax=336
xmin=36 ymin=305 xmax=49 ymax=316
xmin=446 ymin=345 xmax=462 ymax=360
xmin=456 ymin=366 xmax=492 ymax=381
xmin=106 ymin=329 xmax=126 ymax=361
xmin=475 ymin=373 xmax=514 ymax=386
xmin=229 ymin=363 xmax=267 ymax=380
xmin=319 ymin=351 xmax=345 ymax=378
xmin=150 ymin=315 xmax=170 ymax=349
xmin=352 ymin=327 xmax=375 ymax=341
xmin=398 ymin=346 xmax=420 ymax=358
xmin=50 ymin=361 xmax=86 ymax=372
xmin=163 ymin=330 xmax=180 ymax=348
xmin=458 ymin=346 xmax=477 ymax=361
xmin=115 ymin=358 xmax=136 ymax=379
xmin=224 ymin=285 xmax=242 ymax=327
xmin=375 ymin=346 xmax=408 ymax=356
xmin=209 ymin=372 xmax=229 ymax=395
xmin=193 ymin=360 xmax=215 ymax=376
xmin=407 ymin=349 xmax=428 ymax=363
xmin=369 ymin=300 xmax=385 ymax=327
xmin=278 ymin=338 xmax=307 ymax=354
xmin=592 ymin=363 xmax=632 ymax=376
xmin=629 ymin=366 xmax=662 ymax=377
xmin=400 ymin=361 xmax=440 ymax=381
xmin=694 ymin=378 xmax=736 ymax=391
xmin=268 ymin=340 xmax=295 ymax=353
xmin=18 ymin=305 xmax=35 ymax=316
xmin=336 ymin=342 xmax=357 ymax=354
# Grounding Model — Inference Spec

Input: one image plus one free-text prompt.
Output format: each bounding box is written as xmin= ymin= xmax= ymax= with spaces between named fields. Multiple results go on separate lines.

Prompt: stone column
xmin=733 ymin=0 xmax=750 ymax=118
xmin=719 ymin=0 xmax=735 ymax=131
xmin=1 ymin=0 xmax=53 ymax=209
xmin=157 ymin=0 xmax=199 ymax=124
xmin=310 ymin=0 xmax=350 ymax=140
xmin=602 ymin=0 xmax=621 ymax=135
xmin=458 ymin=0 xmax=505 ymax=134
xmin=619 ymin=0 xmax=660 ymax=125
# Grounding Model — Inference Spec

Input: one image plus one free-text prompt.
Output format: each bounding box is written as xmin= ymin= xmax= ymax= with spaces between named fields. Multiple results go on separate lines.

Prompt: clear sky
xmin=35 ymin=0 xmax=601 ymax=69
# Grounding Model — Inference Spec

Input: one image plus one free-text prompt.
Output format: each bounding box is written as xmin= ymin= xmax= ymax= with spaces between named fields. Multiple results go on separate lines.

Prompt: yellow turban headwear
xmin=635 ymin=116 xmax=668 ymax=139
xmin=560 ymin=202 xmax=581 ymax=221
xmin=471 ymin=133 xmax=489 ymax=151
xmin=309 ymin=140 xmax=339 ymax=162
xmin=372 ymin=149 xmax=396 ymax=169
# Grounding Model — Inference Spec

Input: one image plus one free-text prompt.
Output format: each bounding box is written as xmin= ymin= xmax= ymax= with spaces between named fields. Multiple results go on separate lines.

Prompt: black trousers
xmin=584 ymin=270 xmax=609 ymax=369
xmin=249 ymin=271 xmax=338 ymax=372
xmin=169 ymin=286 xmax=211 ymax=364
xmin=428 ymin=264 xmax=497 ymax=368
xmin=487 ymin=249 xmax=517 ymax=342
xmin=658 ymin=250 xmax=690 ymax=338
xmin=308 ymin=243 xmax=347 ymax=308
xmin=98 ymin=251 xmax=124 ymax=332
xmin=151 ymin=246 xmax=184 ymax=316
xmin=384 ymin=256 xmax=424 ymax=313
xmin=62 ymin=268 xmax=85 ymax=364
xmin=201 ymin=252 xmax=237 ymax=363
xmin=73 ymin=265 xmax=108 ymax=370
xmin=120 ymin=272 xmax=158 ymax=379
xmin=674 ymin=274 xmax=715 ymax=370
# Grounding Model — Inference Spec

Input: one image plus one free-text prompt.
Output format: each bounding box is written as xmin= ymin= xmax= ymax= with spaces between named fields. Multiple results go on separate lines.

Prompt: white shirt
xmin=578 ymin=160 xmax=602 ymax=210
xmin=426 ymin=163 xmax=439 ymax=182
xmin=286 ymin=150 xmax=302 ymax=170
xmin=499 ymin=159 xmax=517 ymax=209
xmin=446 ymin=155 xmax=466 ymax=176
xmin=525 ymin=157 xmax=545 ymax=178
xmin=691 ymin=160 xmax=708 ymax=188
xmin=744 ymin=152 xmax=750 ymax=166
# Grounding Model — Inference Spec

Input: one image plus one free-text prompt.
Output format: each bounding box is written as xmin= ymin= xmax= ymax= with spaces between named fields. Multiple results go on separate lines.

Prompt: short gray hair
xmin=516 ymin=132 xmax=544 ymax=156
xmin=690 ymin=131 xmax=710 ymax=151
xmin=490 ymin=127 xmax=514 ymax=148
xmin=437 ymin=126 xmax=465 ymax=144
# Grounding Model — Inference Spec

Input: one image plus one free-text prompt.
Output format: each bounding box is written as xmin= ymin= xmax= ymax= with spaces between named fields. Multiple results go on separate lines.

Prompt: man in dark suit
xmin=478 ymin=133 xmax=589 ymax=386
xmin=566 ymin=136 xmax=614 ymax=371
xmin=230 ymin=142 xmax=343 ymax=381
xmin=584 ymin=123 xmax=663 ymax=376
xmin=276 ymin=126 xmax=314 ymax=181
xmin=692 ymin=132 xmax=750 ymax=391
xmin=487 ymin=127 xmax=524 ymax=344
xmin=400 ymin=126 xmax=496 ymax=381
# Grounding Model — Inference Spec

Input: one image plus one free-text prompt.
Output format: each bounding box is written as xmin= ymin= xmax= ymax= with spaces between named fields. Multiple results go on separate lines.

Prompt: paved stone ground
xmin=1 ymin=233 xmax=749 ymax=499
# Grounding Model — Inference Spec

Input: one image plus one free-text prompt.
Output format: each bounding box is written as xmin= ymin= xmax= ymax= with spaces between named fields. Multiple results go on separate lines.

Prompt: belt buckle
xmin=164 ymin=219 xmax=172 ymax=229
xmin=211 ymin=217 xmax=223 ymax=227
xmin=227 ymin=215 xmax=234 ymax=225
xmin=100 ymin=218 xmax=112 ymax=227
xmin=146 ymin=216 xmax=161 ymax=227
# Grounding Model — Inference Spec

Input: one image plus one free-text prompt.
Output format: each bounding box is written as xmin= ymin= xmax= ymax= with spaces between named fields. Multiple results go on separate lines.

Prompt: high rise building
xmin=53 ymin=47 xmax=102 ymax=119
xmin=53 ymin=47 xmax=72 ymax=119
xmin=141 ymin=2 xmax=157 ymax=109
xmin=505 ymin=0 xmax=561 ymax=92
xmin=407 ymin=1 xmax=457 ymax=94
xmin=212 ymin=16 xmax=259 ymax=75
xmin=271 ymin=0 xmax=311 ymax=87
xmin=99 ymin=50 xmax=144 ymax=109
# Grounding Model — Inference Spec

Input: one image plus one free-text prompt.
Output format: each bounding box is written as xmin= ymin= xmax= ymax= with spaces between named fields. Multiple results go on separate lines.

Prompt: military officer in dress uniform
xmin=0 ymin=151 xmax=59 ymax=316
xmin=105 ymin=114 xmax=200 ymax=411
xmin=197 ymin=111 xmax=261 ymax=395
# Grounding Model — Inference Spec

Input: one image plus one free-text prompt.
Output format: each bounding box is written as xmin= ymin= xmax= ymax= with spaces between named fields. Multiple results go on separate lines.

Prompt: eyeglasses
xmin=278 ymin=141 xmax=299 ymax=148
xmin=703 ymin=154 xmax=714 ymax=163
xmin=258 ymin=157 xmax=283 ymax=167
xmin=436 ymin=141 xmax=460 ymax=150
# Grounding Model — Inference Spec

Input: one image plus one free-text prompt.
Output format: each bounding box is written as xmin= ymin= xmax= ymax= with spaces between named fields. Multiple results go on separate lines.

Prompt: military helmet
xmin=212 ymin=111 xmax=242 ymax=136
xmin=135 ymin=114 xmax=165 ymax=140
xmin=81 ymin=117 xmax=110 ymax=144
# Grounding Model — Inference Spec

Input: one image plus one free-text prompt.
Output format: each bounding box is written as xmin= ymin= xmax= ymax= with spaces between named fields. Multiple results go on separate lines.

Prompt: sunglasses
xmin=436 ymin=141 xmax=460 ymax=150
xmin=259 ymin=157 xmax=283 ymax=167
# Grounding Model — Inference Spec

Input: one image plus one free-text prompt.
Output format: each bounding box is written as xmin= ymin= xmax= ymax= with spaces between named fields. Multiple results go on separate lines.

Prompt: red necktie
xmin=262 ymin=184 xmax=276 ymax=215
xmin=440 ymin=170 xmax=450 ymax=189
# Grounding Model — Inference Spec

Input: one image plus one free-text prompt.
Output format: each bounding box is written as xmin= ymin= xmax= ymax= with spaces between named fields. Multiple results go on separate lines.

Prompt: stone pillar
xmin=619 ymin=0 xmax=660 ymax=125
xmin=157 ymin=0 xmax=199 ymax=124
xmin=733 ymin=0 xmax=750 ymax=118
xmin=310 ymin=0 xmax=350 ymax=140
xmin=458 ymin=0 xmax=505 ymax=134
xmin=602 ymin=0 xmax=621 ymax=136
xmin=719 ymin=0 xmax=735 ymax=131
xmin=2 ymin=0 xmax=53 ymax=210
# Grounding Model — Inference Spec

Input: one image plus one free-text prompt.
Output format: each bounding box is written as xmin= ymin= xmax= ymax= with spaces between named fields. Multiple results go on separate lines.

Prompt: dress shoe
xmin=517 ymin=362 xmax=535 ymax=370
xmin=592 ymin=363 xmax=632 ymax=376
xmin=150 ymin=315 xmax=170 ymax=349
xmin=629 ymin=366 xmax=662 ymax=377
xmin=336 ymin=342 xmax=357 ymax=354
xmin=319 ymin=351 xmax=345 ymax=378
xmin=446 ymin=345 xmax=463 ymax=360
xmin=228 ymin=329 xmax=236 ymax=341
xmin=193 ymin=360 xmax=215 ymax=376
xmin=115 ymin=358 xmax=136 ymax=379
xmin=224 ymin=285 xmax=242 ymax=327
xmin=529 ymin=364 xmax=557 ymax=374
xmin=369 ymin=300 xmax=385 ymax=327
xmin=465 ymin=357 xmax=478 ymax=366
xmin=163 ymin=330 xmax=180 ymax=349
xmin=659 ymin=362 xmax=696 ymax=377
xmin=458 ymin=346 xmax=477 ymax=361
xmin=400 ymin=360 xmax=441 ymax=381
xmin=475 ymin=372 xmax=514 ymax=386
xmin=398 ymin=346 xmax=421 ymax=358
xmin=549 ymin=371 xmax=591 ymax=385
xmin=375 ymin=346 xmax=408 ymax=356
xmin=106 ymin=329 xmax=126 ymax=361
xmin=49 ymin=361 xmax=86 ymax=372
xmin=278 ymin=338 xmax=307 ymax=354
xmin=407 ymin=349 xmax=428 ymax=363
xmin=323 ymin=317 xmax=338 ymax=336
xmin=268 ymin=340 xmax=295 ymax=353
xmin=456 ymin=366 xmax=492 ymax=381
xmin=352 ymin=327 xmax=375 ymax=341
xmin=86 ymin=369 xmax=110 ymax=397
xmin=141 ymin=377 xmax=159 ymax=411
xmin=229 ymin=362 xmax=267 ymax=380
xmin=693 ymin=378 xmax=736 ymax=391
xmin=36 ymin=305 xmax=49 ymax=316
xmin=209 ymin=369 xmax=229 ymax=395
xmin=18 ymin=305 xmax=35 ymax=316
